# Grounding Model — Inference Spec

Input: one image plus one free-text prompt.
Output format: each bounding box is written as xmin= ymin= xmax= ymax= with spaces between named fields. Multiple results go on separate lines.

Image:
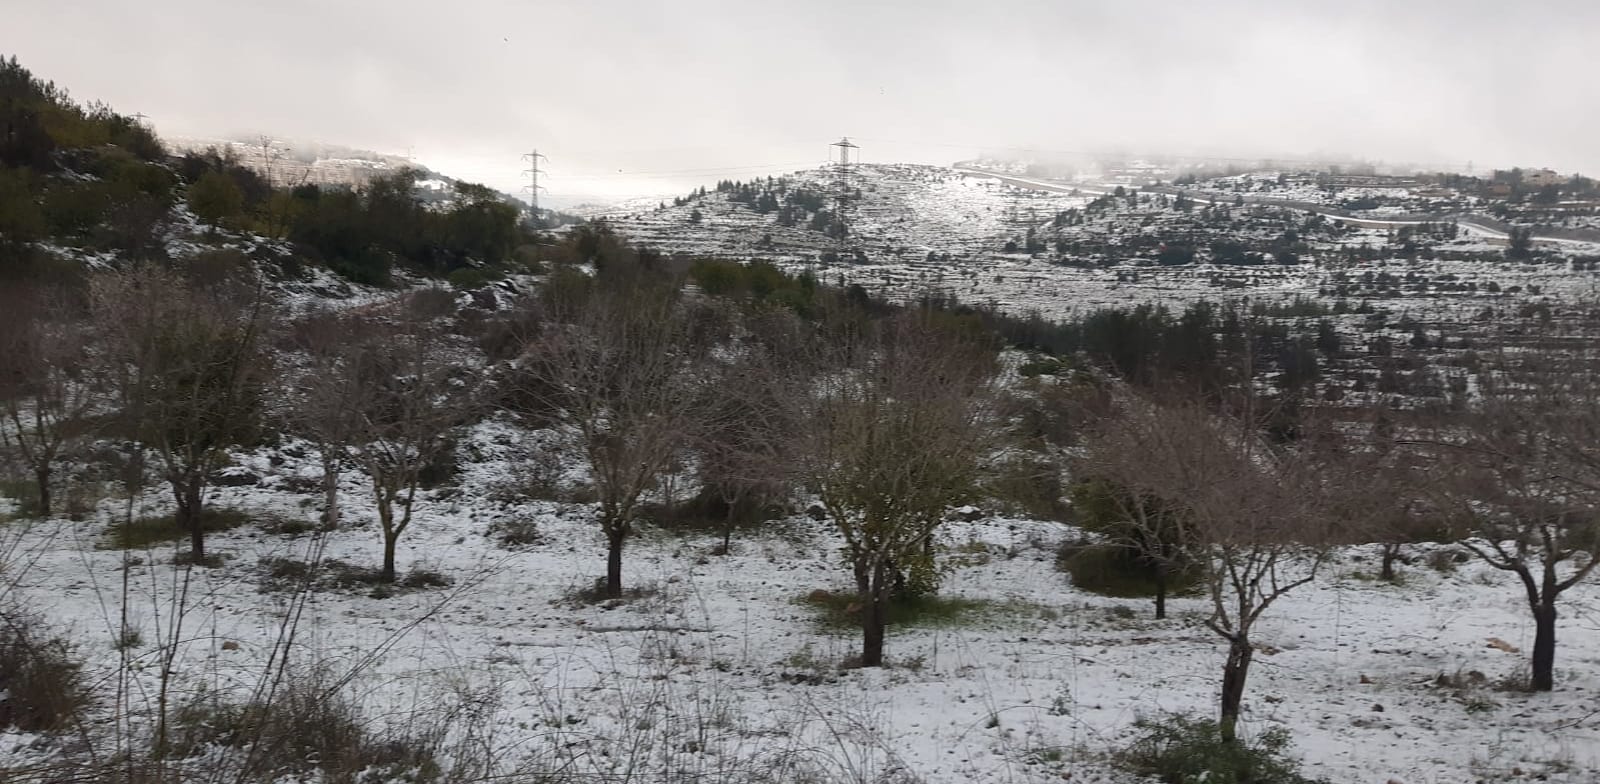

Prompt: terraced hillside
xmin=596 ymin=164 xmax=1600 ymax=320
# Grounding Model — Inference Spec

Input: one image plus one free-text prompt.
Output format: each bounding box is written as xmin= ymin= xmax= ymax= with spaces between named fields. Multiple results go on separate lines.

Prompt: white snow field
xmin=4 ymin=420 xmax=1597 ymax=783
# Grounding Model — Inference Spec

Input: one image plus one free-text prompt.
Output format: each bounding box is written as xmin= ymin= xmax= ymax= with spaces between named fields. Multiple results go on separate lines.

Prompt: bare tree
xmin=692 ymin=310 xmax=806 ymax=554
xmin=796 ymin=311 xmax=997 ymax=667
xmin=1102 ymin=393 xmax=1334 ymax=742
xmin=1340 ymin=410 xmax=1445 ymax=582
xmin=1072 ymin=411 xmax=1195 ymax=620
xmin=515 ymin=281 xmax=704 ymax=598
xmin=1410 ymin=343 xmax=1600 ymax=692
xmin=0 ymin=283 xmax=99 ymax=517
xmin=342 ymin=298 xmax=471 ymax=582
xmin=282 ymin=308 xmax=377 ymax=531
xmin=91 ymin=264 xmax=271 ymax=561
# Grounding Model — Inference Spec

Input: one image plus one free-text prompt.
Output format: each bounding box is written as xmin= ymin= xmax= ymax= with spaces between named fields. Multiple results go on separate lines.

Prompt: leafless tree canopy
xmin=795 ymin=310 xmax=998 ymax=667
xmin=1079 ymin=390 xmax=1340 ymax=741
xmin=1407 ymin=340 xmax=1600 ymax=691
xmin=0 ymin=282 xmax=98 ymax=517
xmin=339 ymin=295 xmax=474 ymax=583
xmin=89 ymin=264 xmax=272 ymax=561
xmin=515 ymin=278 xmax=708 ymax=598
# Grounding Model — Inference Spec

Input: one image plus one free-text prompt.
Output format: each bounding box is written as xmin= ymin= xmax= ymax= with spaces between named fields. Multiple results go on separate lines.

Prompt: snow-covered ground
xmin=5 ymin=421 xmax=1597 ymax=783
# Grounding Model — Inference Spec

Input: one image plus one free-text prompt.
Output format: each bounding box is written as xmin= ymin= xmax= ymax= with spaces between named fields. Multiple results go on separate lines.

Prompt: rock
xmin=948 ymin=505 xmax=984 ymax=522
xmin=212 ymin=467 xmax=260 ymax=487
xmin=1486 ymin=637 xmax=1520 ymax=653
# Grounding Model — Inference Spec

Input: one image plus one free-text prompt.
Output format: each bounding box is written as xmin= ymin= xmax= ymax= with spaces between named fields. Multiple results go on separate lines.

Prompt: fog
xmin=7 ymin=0 xmax=1596 ymax=205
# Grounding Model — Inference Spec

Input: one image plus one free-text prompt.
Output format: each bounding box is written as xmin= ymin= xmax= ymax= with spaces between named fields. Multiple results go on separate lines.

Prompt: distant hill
xmin=0 ymin=55 xmax=544 ymax=287
xmin=596 ymin=163 xmax=1090 ymax=265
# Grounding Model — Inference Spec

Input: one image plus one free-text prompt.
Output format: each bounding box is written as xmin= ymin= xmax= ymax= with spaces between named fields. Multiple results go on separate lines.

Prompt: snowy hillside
xmin=595 ymin=163 xmax=1600 ymax=321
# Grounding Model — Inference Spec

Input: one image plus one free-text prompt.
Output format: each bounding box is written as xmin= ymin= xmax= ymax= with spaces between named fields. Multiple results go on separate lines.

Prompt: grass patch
xmin=257 ymin=556 xmax=452 ymax=598
xmin=101 ymin=508 xmax=251 ymax=550
xmin=559 ymin=577 xmax=662 ymax=608
xmin=799 ymin=589 xmax=1028 ymax=632
xmin=259 ymin=515 xmax=328 ymax=537
xmin=167 ymin=666 xmax=441 ymax=782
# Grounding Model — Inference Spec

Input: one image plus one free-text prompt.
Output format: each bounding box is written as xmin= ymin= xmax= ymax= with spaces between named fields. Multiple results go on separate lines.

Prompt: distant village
xmin=163 ymin=136 xmax=403 ymax=191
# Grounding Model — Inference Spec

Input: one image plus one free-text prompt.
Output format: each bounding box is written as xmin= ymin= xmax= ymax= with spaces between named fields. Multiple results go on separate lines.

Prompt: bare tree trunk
xmin=376 ymin=491 xmax=396 ymax=582
xmin=605 ymin=528 xmax=626 ymax=598
xmin=380 ymin=530 xmax=398 ymax=583
xmin=36 ymin=466 xmax=51 ymax=518
xmin=1219 ymin=636 xmax=1253 ymax=744
xmin=1153 ymin=568 xmax=1168 ymax=620
xmin=1531 ymin=601 xmax=1556 ymax=692
xmin=1380 ymin=542 xmax=1400 ymax=582
xmin=321 ymin=454 xmax=340 ymax=529
xmin=720 ymin=501 xmax=735 ymax=555
xmin=861 ymin=589 xmax=887 ymax=667
xmin=175 ymin=475 xmax=205 ymax=561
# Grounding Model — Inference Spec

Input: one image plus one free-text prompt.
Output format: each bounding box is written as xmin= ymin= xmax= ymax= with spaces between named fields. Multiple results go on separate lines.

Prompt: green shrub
xmin=1057 ymin=541 xmax=1201 ymax=599
xmin=446 ymin=266 xmax=502 ymax=290
xmin=101 ymin=508 xmax=251 ymax=549
xmin=1120 ymin=713 xmax=1327 ymax=784
xmin=0 ymin=478 xmax=42 ymax=520
xmin=984 ymin=456 xmax=1068 ymax=521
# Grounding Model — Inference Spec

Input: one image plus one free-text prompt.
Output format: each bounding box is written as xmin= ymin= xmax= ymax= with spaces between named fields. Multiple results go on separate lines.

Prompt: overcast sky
xmin=7 ymin=0 xmax=1596 ymax=206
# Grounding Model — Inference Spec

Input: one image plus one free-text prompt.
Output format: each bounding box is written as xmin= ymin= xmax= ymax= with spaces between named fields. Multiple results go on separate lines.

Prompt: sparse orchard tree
xmin=796 ymin=311 xmax=997 ymax=667
xmin=0 ymin=283 xmax=99 ymax=518
xmin=515 ymin=279 xmax=705 ymax=598
xmin=1342 ymin=410 xmax=1445 ymax=583
xmin=1411 ymin=343 xmax=1600 ymax=692
xmin=343 ymin=297 xmax=473 ymax=583
xmin=692 ymin=309 xmax=805 ymax=555
xmin=1069 ymin=453 xmax=1194 ymax=620
xmin=1115 ymin=393 xmax=1336 ymax=743
xmin=91 ymin=264 xmax=271 ymax=562
xmin=282 ymin=307 xmax=375 ymax=531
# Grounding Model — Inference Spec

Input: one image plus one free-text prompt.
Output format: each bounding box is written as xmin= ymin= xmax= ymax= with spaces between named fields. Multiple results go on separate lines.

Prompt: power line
xmin=557 ymin=161 xmax=821 ymax=179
